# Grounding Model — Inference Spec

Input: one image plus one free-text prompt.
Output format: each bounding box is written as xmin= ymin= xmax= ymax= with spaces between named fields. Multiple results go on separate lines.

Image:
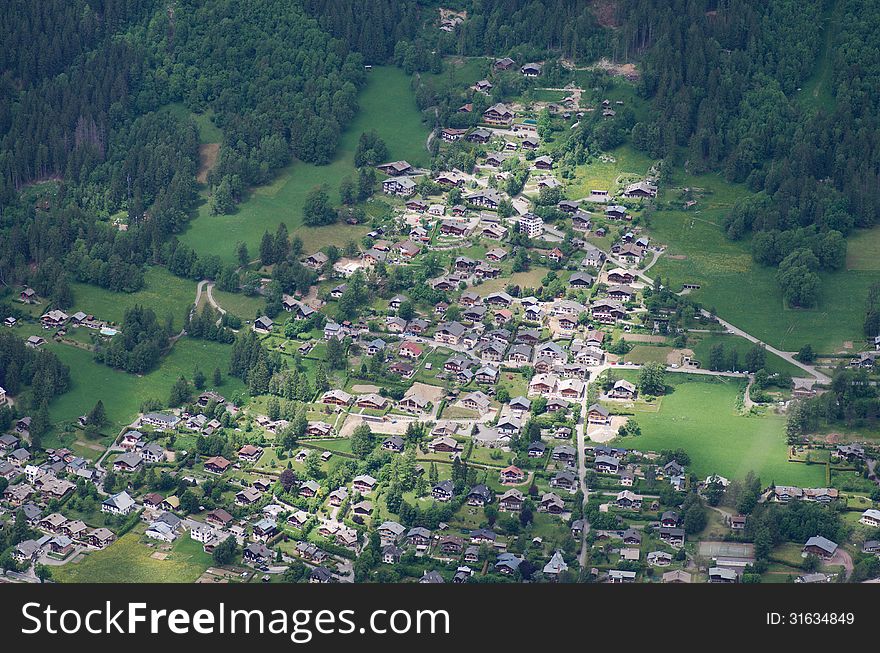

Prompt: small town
xmin=1 ymin=0 xmax=879 ymax=596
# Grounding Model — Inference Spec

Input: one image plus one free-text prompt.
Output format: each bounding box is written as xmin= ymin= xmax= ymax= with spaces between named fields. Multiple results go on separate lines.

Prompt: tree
xmin=169 ymin=376 xmax=191 ymax=407
xmin=351 ymin=423 xmax=374 ymax=459
xmin=34 ymin=563 xmax=52 ymax=583
xmin=212 ymin=535 xmax=238 ymax=565
xmin=193 ymin=368 xmax=206 ymax=391
xmin=638 ymin=362 xmax=666 ymax=396
xmin=302 ymin=186 xmax=336 ymax=226
xmin=280 ymin=468 xmax=298 ymax=493
xmin=87 ymin=400 xmax=106 ymax=428
xmin=213 ymin=367 xmax=223 ymax=386
xmin=796 ymin=344 xmax=816 ymax=363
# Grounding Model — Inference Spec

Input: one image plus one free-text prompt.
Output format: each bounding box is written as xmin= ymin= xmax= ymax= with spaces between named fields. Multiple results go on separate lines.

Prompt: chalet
xmin=660 ymin=511 xmax=680 ymax=528
xmin=432 ymin=480 xmax=454 ymax=502
xmin=482 ymin=103 xmax=514 ymax=126
xmin=101 ymin=491 xmax=135 ymax=516
xmin=608 ymin=569 xmax=637 ymax=584
xmin=306 ymin=421 xmax=333 ymax=437
xmin=253 ymin=314 xmax=273 ymax=332
xmin=534 ymin=155 xmax=553 ymax=170
xmin=527 ymin=441 xmax=546 ymax=459
xmin=540 ymin=493 xmax=565 ymax=514
xmin=623 ymin=180 xmax=658 ymax=198
xmin=382 ymin=176 xmax=416 ymax=196
xmin=659 ymin=527 xmax=686 ymax=547
xmin=356 ymin=393 xmax=388 ymax=410
xmin=558 ymin=200 xmax=580 ymax=213
xmin=608 ymin=379 xmax=637 ymax=399
xmin=26 ymin=335 xmax=47 ymax=348
xmin=205 ymin=509 xmax=234 ymax=529
xmin=233 ymin=443 xmax=264 ymax=465
xmin=203 ymin=456 xmax=232 ymax=474
xmin=616 ymin=490 xmax=643 ymax=510
xmin=441 ymin=128 xmax=467 ymax=142
xmin=406 ymin=199 xmax=427 ymax=212
xmin=804 ymin=535 xmax=839 ymax=559
xmin=552 ymin=445 xmax=577 ymax=465
xmin=551 ymin=471 xmax=578 ymax=492
xmin=464 ymin=188 xmax=503 ymax=209
xmin=321 ymin=389 xmax=352 ymax=406
xmin=499 ymin=488 xmax=524 ymax=512
xmin=382 ymin=436 xmax=405 ymax=453
xmin=499 ymin=465 xmax=525 ymax=485
xmin=605 ymin=205 xmax=628 ymax=221
xmin=607 ymin=284 xmax=635 ymax=302
xmin=40 ymin=310 xmax=69 ymax=328
xmin=467 ymin=128 xmax=492 ymax=143
xmin=494 ymin=57 xmax=516 ymax=71
xmin=435 ymin=321 xmax=466 ymax=345
xmin=472 ymin=79 xmax=493 ymax=94
xmin=407 ymin=527 xmax=432 ymax=549
xmin=352 ymin=474 xmax=378 ymax=494
xmin=236 ymin=487 xmax=261 ymax=506
xmin=467 ymin=484 xmax=493 ymax=507
xmin=376 ymin=160 xmax=413 ymax=176
xmin=521 ymin=62 xmax=542 ymax=77
xmin=860 ymin=509 xmax=880 ymax=527
xmin=594 ymin=455 xmax=620 ymax=474
xmin=113 ymin=452 xmax=143 ymax=473
xmin=299 ymin=480 xmax=320 ymax=498
xmin=429 ymin=436 xmax=462 ymax=455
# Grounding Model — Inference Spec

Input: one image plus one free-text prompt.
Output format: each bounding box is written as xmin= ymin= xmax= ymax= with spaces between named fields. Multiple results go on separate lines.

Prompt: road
xmin=601 ymin=248 xmax=830 ymax=384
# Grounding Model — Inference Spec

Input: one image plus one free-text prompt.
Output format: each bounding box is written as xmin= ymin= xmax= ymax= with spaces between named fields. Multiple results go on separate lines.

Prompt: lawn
xmin=42 ymin=337 xmax=245 ymax=435
xmin=621 ymin=375 xmax=825 ymax=486
xmin=647 ymin=170 xmax=880 ymax=353
xmin=564 ymin=144 xmax=656 ymax=199
xmin=687 ymin=333 xmax=806 ymax=377
xmin=179 ymin=65 xmax=430 ymax=264
xmin=70 ymin=266 xmax=197 ymax=326
xmin=53 ymin=531 xmax=213 ymax=583
xmin=209 ymin=288 xmax=265 ymax=321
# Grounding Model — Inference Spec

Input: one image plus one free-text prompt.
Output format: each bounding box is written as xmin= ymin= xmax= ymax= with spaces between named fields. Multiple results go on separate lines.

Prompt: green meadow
xmin=53 ymin=531 xmax=213 ymax=584
xmin=647 ymin=170 xmax=880 ymax=353
xmin=619 ymin=375 xmax=825 ymax=486
xmin=179 ymin=65 xmax=430 ymax=264
xmin=42 ymin=336 xmax=245 ymax=436
xmin=69 ymin=266 xmax=197 ymax=325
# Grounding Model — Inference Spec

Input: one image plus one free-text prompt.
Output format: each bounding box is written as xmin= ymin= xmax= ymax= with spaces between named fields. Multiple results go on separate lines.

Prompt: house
xmin=112 ymin=451 xmax=143 ymax=473
xmin=299 ymin=480 xmax=320 ymax=498
xmin=464 ymin=188 xmax=504 ymax=209
xmin=860 ymin=509 xmax=880 ymax=527
xmin=352 ymin=474 xmax=378 ymax=494
xmin=499 ymin=488 xmax=524 ymax=512
xmin=467 ymin=128 xmax=492 ymax=143
xmin=494 ymin=57 xmax=516 ymax=71
xmin=609 ymin=379 xmax=637 ymax=399
xmin=647 ymin=551 xmax=673 ymax=567
xmin=499 ymin=465 xmax=525 ymax=485
xmin=205 ymin=509 xmax=234 ymax=529
xmin=533 ymin=155 xmax=553 ymax=170
xmin=623 ymin=180 xmax=658 ymax=198
xmin=429 ymin=436 xmax=462 ymax=455
xmin=595 ymin=455 xmax=620 ymax=474
xmin=472 ymin=79 xmax=493 ymax=94
xmin=615 ymin=490 xmax=643 ymax=510
xmin=528 ymin=441 xmax=547 ymax=459
xmin=483 ymin=103 xmax=514 ymax=126
xmin=407 ymin=527 xmax=432 ymax=550
xmin=356 ymin=393 xmax=388 ymax=410
xmin=551 ymin=471 xmax=578 ymax=492
xmin=496 ymin=553 xmax=525 ymax=575
xmin=467 ymin=484 xmax=493 ymax=507
xmin=236 ymin=487 xmax=262 ymax=506
xmin=243 ymin=542 xmax=272 ymax=565
xmin=382 ymin=176 xmax=416 ymax=196
xmin=419 ymin=571 xmax=445 ymax=584
xmin=253 ymin=316 xmax=274 ymax=333
xmin=552 ymin=444 xmax=577 ymax=465
xmin=376 ymin=160 xmax=413 ymax=176
xmin=543 ymin=550 xmax=568 ymax=579
xmin=440 ymin=128 xmax=467 ymax=142
xmin=382 ymin=436 xmax=405 ymax=453
xmin=521 ymin=62 xmax=542 ymax=77
xmin=203 ymin=456 xmax=232 ymax=474
xmin=140 ymin=412 xmax=181 ymax=431
xmin=607 ymin=569 xmax=637 ymax=583
xmin=658 ymin=527 xmax=685 ymax=548
xmin=662 ymin=570 xmax=692 ymax=584
xmin=26 ymin=335 xmax=47 ymax=348
xmin=660 ymin=511 xmax=680 ymax=528
xmin=321 ymin=389 xmax=352 ymax=406
xmin=101 ymin=491 xmax=135 ymax=516
xmin=461 ymin=391 xmax=491 ymax=413
xmin=803 ymin=536 xmax=838 ymax=559
xmin=587 ymin=403 xmax=611 ymax=425
xmin=432 ymin=480 xmax=454 ymax=502
xmin=540 ymin=492 xmax=565 ymax=514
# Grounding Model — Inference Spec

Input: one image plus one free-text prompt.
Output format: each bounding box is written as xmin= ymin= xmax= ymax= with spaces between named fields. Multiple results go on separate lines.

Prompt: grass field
xmin=795 ymin=0 xmax=840 ymax=112
xmin=179 ymin=66 xmax=430 ymax=264
xmin=161 ymin=102 xmax=224 ymax=144
xmin=53 ymin=531 xmax=213 ymax=583
xmin=620 ymin=375 xmax=825 ymax=486
xmin=687 ymin=333 xmax=806 ymax=377
xmin=647 ymin=170 xmax=879 ymax=353
xmin=209 ymin=288 xmax=265 ymax=320
xmin=42 ymin=337 xmax=245 ymax=435
xmin=70 ymin=267 xmax=197 ymax=326
xmin=564 ymin=144 xmax=656 ymax=199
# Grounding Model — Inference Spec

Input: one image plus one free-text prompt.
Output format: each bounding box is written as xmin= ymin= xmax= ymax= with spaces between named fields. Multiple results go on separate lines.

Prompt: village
xmin=1 ymin=53 xmax=879 ymax=587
